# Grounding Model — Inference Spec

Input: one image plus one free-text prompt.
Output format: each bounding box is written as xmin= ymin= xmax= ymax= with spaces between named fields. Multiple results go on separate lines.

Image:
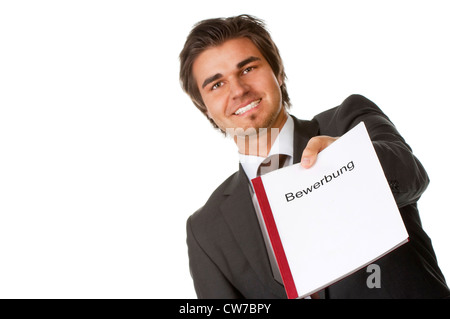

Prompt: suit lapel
xmin=218 ymin=116 xmax=320 ymax=298
xmin=292 ymin=115 xmax=320 ymax=164
xmin=220 ymin=165 xmax=286 ymax=297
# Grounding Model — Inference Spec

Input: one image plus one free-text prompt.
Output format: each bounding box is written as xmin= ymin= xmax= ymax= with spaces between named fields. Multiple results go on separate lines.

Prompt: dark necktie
xmin=257 ymin=154 xmax=289 ymax=176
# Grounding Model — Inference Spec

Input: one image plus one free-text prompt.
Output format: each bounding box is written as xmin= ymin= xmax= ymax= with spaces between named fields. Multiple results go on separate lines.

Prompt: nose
xmin=230 ymin=77 xmax=250 ymax=100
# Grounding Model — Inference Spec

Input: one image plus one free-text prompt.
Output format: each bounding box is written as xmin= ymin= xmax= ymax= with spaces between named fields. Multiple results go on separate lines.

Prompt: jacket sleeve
xmin=186 ymin=215 xmax=243 ymax=299
xmin=313 ymin=94 xmax=429 ymax=208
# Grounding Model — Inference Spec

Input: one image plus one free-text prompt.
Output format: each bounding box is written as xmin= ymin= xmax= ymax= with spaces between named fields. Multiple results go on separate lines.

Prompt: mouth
xmin=234 ymin=99 xmax=262 ymax=115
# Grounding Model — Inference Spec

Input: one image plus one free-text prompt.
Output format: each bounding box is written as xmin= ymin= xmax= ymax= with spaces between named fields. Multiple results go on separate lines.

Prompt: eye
xmin=211 ymin=81 xmax=224 ymax=90
xmin=242 ymin=66 xmax=255 ymax=75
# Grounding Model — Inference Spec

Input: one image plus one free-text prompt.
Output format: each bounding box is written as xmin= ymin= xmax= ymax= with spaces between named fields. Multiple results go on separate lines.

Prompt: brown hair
xmin=179 ymin=14 xmax=291 ymax=130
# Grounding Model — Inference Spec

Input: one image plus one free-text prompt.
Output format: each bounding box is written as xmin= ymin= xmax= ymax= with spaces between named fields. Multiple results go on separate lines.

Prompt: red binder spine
xmin=252 ymin=176 xmax=298 ymax=299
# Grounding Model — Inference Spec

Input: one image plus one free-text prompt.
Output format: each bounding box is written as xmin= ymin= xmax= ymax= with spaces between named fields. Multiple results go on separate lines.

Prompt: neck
xmin=234 ymin=111 xmax=288 ymax=157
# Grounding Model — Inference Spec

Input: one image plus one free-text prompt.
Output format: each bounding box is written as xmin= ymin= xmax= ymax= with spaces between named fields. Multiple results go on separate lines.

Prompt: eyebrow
xmin=236 ymin=56 xmax=261 ymax=69
xmin=201 ymin=56 xmax=261 ymax=89
xmin=202 ymin=73 xmax=223 ymax=89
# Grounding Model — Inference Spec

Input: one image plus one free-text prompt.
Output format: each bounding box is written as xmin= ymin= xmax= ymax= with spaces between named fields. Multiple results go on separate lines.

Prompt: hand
xmin=301 ymin=136 xmax=339 ymax=169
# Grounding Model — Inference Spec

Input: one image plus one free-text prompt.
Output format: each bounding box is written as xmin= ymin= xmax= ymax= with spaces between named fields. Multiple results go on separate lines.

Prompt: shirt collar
xmin=239 ymin=114 xmax=294 ymax=181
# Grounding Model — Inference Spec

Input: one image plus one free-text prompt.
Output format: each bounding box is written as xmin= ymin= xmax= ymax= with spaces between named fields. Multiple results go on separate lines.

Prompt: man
xmin=179 ymin=15 xmax=449 ymax=298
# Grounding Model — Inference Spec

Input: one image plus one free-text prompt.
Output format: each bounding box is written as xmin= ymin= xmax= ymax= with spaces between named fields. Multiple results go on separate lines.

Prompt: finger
xmin=301 ymin=136 xmax=338 ymax=168
xmin=301 ymin=138 xmax=322 ymax=168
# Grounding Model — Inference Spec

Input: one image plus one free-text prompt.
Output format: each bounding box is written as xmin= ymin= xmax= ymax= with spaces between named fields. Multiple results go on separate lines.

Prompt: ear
xmin=277 ymin=72 xmax=284 ymax=87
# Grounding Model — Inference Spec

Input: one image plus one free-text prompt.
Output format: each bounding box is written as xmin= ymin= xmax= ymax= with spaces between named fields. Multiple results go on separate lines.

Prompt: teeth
xmin=234 ymin=99 xmax=261 ymax=115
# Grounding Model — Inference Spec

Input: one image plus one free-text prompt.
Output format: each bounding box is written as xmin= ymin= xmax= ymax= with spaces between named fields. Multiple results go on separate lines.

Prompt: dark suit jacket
xmin=186 ymin=94 xmax=450 ymax=298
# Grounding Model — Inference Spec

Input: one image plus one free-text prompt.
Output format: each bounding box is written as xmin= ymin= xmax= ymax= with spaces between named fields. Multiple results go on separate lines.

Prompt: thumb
xmin=301 ymin=136 xmax=338 ymax=168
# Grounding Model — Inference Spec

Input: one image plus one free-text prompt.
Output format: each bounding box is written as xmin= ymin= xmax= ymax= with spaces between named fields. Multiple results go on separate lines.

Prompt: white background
xmin=0 ymin=0 xmax=448 ymax=298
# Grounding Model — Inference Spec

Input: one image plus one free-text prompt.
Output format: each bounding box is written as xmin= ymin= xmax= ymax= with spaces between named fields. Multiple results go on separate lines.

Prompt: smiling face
xmin=192 ymin=37 xmax=288 ymax=136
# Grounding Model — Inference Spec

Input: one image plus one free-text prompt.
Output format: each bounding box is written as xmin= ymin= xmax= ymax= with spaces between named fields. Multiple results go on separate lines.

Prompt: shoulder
xmin=313 ymin=94 xmax=391 ymax=136
xmin=187 ymin=170 xmax=239 ymax=235
xmin=314 ymin=94 xmax=382 ymax=123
